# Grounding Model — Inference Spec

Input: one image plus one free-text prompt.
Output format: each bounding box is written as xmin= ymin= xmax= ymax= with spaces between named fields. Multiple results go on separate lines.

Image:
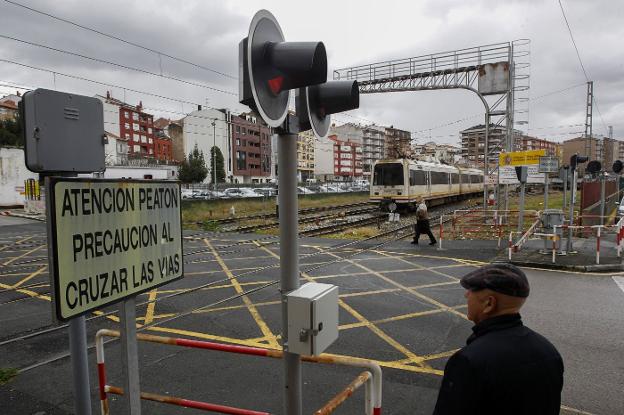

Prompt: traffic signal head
xmin=242 ymin=10 xmax=327 ymax=127
xmin=613 ymin=160 xmax=623 ymax=174
xmin=515 ymin=166 xmax=528 ymax=183
xmin=586 ymin=160 xmax=601 ymax=175
xmin=296 ymin=80 xmax=360 ymax=138
xmin=570 ymin=154 xmax=589 ymax=171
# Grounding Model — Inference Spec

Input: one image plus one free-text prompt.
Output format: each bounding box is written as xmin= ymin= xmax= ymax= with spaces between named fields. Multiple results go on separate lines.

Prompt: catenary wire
xmin=0 ymin=34 xmax=237 ymax=96
xmin=2 ymin=0 xmax=237 ymax=80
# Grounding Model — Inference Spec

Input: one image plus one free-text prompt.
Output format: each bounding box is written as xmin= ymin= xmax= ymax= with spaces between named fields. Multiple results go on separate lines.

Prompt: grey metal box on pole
xmin=21 ymin=88 xmax=105 ymax=173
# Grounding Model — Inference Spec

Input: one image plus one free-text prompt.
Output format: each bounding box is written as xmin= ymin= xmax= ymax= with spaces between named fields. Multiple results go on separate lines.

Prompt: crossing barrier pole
xmin=438 ymin=215 xmax=443 ymax=250
xmin=95 ymin=330 xmax=382 ymax=415
xmin=596 ymin=226 xmax=601 ymax=265
xmin=552 ymin=236 xmax=556 ymax=264
xmin=508 ymin=232 xmax=513 ymax=261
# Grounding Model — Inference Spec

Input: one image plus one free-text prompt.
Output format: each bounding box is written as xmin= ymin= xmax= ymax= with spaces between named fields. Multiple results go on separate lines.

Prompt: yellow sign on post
xmin=499 ymin=150 xmax=546 ymax=166
xmin=47 ymin=178 xmax=183 ymax=321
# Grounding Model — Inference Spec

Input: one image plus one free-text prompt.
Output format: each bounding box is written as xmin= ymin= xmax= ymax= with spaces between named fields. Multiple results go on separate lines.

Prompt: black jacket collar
xmin=467 ymin=313 xmax=523 ymax=344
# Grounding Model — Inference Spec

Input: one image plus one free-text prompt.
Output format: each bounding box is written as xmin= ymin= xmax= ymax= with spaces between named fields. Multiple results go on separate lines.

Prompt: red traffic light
xmin=243 ymin=10 xmax=327 ymax=127
xmin=296 ymin=80 xmax=359 ymax=138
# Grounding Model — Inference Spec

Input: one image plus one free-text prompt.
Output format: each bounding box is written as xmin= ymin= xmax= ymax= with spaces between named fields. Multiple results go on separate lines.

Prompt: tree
xmin=209 ymin=146 xmax=226 ymax=184
xmin=178 ymin=144 xmax=208 ymax=183
xmin=0 ymin=114 xmax=23 ymax=147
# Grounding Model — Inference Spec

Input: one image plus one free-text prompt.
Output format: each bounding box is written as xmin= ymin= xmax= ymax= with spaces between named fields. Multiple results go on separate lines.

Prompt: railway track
xmin=302 ymin=199 xmax=482 ymax=238
xmin=184 ymin=201 xmax=373 ymax=227
xmin=231 ymin=205 xmax=379 ymax=233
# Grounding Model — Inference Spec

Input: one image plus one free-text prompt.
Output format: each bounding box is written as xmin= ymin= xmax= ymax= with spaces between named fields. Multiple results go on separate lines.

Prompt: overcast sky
xmin=0 ymin=0 xmax=622 ymax=145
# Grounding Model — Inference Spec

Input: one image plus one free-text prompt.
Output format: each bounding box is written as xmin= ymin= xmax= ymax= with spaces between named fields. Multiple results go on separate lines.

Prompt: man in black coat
xmin=433 ymin=264 xmax=564 ymax=415
xmin=412 ymin=200 xmax=437 ymax=246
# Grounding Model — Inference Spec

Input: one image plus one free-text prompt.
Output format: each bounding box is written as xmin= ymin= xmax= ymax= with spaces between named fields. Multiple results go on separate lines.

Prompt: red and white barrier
xmin=95 ymin=329 xmax=382 ymax=415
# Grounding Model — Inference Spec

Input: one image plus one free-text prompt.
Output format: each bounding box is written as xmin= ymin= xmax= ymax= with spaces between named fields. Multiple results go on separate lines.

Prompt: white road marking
xmin=612 ymin=276 xmax=624 ymax=294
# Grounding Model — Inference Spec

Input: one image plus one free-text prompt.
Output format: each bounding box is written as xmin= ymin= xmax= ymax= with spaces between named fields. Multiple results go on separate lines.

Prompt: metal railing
xmin=334 ymin=42 xmax=511 ymax=85
xmin=96 ymin=329 xmax=382 ymax=415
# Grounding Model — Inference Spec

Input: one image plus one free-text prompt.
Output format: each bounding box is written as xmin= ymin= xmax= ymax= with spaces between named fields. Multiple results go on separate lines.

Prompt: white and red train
xmin=370 ymin=159 xmax=484 ymax=210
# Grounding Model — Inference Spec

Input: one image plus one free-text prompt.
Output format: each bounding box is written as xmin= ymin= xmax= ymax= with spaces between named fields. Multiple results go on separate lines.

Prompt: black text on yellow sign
xmin=47 ymin=178 xmax=183 ymax=321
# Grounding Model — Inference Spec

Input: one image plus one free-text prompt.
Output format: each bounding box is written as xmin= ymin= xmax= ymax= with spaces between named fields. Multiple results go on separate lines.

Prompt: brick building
xmin=517 ymin=135 xmax=561 ymax=158
xmin=153 ymin=118 xmax=175 ymax=162
xmin=385 ymin=126 xmax=411 ymax=159
xmin=330 ymin=135 xmax=363 ymax=179
xmin=98 ymin=92 xmax=156 ymax=160
xmin=230 ymin=113 xmax=272 ymax=183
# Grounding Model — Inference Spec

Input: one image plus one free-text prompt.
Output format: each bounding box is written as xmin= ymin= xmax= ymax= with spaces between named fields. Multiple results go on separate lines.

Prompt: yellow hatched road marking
xmin=204 ymin=239 xmax=279 ymax=348
xmin=371 ymin=249 xmax=464 ymax=282
xmin=320 ymin=248 xmax=468 ymax=321
xmin=143 ymin=290 xmax=158 ymax=324
xmin=11 ymin=266 xmax=47 ymax=288
xmin=0 ymin=236 xmax=34 ymax=252
xmin=194 ymin=299 xmax=281 ymax=314
xmin=2 ymin=243 xmax=45 ymax=266
xmin=0 ymin=282 xmax=50 ymax=302
xmin=153 ymin=280 xmax=272 ymax=295
xmin=254 ymin=242 xmax=431 ymax=368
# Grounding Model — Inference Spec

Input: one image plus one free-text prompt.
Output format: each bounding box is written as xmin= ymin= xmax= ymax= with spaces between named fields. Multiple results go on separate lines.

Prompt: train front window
xmin=374 ymin=164 xmax=404 ymax=186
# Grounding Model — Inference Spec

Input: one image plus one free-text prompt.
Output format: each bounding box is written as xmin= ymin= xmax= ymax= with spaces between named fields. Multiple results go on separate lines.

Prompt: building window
xmin=132 ymin=113 xmax=139 ymax=121
xmin=242 ymin=128 xmax=246 ymax=135
xmin=236 ymin=151 xmax=246 ymax=170
xmin=236 ymin=126 xmax=240 ymax=133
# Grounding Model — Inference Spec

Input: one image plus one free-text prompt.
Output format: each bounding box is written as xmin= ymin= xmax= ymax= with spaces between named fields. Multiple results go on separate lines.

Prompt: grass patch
xmin=503 ymin=190 xmax=577 ymax=212
xmin=0 ymin=368 xmax=18 ymax=385
xmin=182 ymin=193 xmax=370 ymax=226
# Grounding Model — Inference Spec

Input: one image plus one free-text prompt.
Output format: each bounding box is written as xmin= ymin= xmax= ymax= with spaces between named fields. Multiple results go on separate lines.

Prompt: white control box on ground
xmin=287 ymin=282 xmax=339 ymax=355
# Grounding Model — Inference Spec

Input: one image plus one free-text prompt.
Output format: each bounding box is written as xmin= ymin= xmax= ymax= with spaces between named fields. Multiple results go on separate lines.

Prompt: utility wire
xmin=0 ymin=34 xmax=237 ymax=96
xmin=557 ymin=0 xmax=609 ymax=135
xmin=2 ymin=0 xmax=237 ymax=80
xmin=0 ymin=58 xmax=202 ymax=106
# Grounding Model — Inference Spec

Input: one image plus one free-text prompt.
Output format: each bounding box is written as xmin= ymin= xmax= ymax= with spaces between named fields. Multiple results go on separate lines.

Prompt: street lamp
xmin=211 ymin=120 xmax=216 ymax=192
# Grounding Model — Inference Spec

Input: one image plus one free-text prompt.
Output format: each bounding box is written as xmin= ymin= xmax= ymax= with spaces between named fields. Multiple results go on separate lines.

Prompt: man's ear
xmin=483 ymin=295 xmax=497 ymax=314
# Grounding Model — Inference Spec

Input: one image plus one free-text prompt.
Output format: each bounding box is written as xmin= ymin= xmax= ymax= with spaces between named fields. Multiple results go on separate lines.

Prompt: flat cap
xmin=460 ymin=263 xmax=530 ymax=298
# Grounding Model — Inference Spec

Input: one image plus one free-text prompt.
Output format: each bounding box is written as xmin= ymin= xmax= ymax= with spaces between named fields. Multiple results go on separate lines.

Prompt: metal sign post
xmin=600 ymin=172 xmax=606 ymax=226
xmin=277 ymin=131 xmax=302 ymax=415
xmin=120 ymin=296 xmax=142 ymax=414
xmin=515 ymin=166 xmax=528 ymax=233
xmin=518 ymin=182 xmax=526 ymax=232
xmin=567 ymin=169 xmax=578 ymax=253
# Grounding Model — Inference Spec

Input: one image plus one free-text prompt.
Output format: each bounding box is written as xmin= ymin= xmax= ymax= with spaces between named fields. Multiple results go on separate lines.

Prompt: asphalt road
xmin=0 ymin=215 xmax=622 ymax=414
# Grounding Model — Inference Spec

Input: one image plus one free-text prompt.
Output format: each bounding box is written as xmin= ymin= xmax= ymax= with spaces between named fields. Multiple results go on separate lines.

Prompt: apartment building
xmin=231 ymin=113 xmax=272 ymax=183
xmin=96 ymin=91 xmax=158 ymax=160
xmin=362 ymin=125 xmax=386 ymax=176
xmin=460 ymin=124 xmax=506 ymax=166
xmin=297 ymin=129 xmax=315 ymax=182
xmin=330 ymin=134 xmax=363 ymax=179
xmin=385 ymin=126 xmax=411 ymax=159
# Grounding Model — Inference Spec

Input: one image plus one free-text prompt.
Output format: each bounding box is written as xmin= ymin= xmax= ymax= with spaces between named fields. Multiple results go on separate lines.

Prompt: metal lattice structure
xmin=333 ymin=40 xmax=531 ymax=207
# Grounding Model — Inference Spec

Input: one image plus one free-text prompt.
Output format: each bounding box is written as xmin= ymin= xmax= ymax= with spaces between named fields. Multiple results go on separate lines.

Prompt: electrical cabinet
xmin=286 ymin=282 xmax=338 ymax=355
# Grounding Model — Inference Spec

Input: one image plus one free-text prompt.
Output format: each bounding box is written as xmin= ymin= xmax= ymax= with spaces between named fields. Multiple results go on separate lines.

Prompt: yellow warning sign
xmin=47 ymin=178 xmax=183 ymax=321
xmin=499 ymin=150 xmax=546 ymax=166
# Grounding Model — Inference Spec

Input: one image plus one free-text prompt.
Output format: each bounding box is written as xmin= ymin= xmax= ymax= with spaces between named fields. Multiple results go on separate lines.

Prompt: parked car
xmin=224 ymin=188 xmax=263 ymax=198
xmin=181 ymin=189 xmax=199 ymax=199
xmin=297 ymin=186 xmax=315 ymax=194
xmin=253 ymin=188 xmax=277 ymax=197
xmin=318 ymin=185 xmax=340 ymax=193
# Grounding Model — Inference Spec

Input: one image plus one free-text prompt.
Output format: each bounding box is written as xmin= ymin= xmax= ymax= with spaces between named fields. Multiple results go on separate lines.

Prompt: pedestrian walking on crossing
xmin=433 ymin=264 xmax=564 ymax=415
xmin=412 ymin=200 xmax=436 ymax=246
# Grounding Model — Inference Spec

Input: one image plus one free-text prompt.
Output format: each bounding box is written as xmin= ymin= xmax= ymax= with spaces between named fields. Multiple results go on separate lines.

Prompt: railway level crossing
xmin=1 ymin=221 xmax=622 ymax=414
